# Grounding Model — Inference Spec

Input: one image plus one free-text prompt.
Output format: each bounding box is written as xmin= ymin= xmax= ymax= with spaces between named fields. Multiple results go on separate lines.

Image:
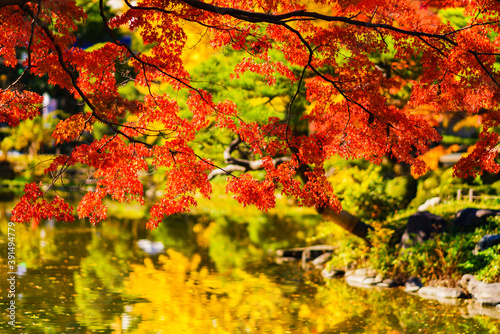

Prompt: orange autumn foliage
xmin=2 ymin=0 xmax=500 ymax=227
xmin=419 ymin=144 xmax=460 ymax=172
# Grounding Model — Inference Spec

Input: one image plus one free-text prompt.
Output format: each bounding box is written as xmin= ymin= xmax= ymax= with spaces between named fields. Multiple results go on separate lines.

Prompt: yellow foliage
xmin=182 ymin=22 xmax=216 ymax=70
xmin=453 ymin=115 xmax=481 ymax=132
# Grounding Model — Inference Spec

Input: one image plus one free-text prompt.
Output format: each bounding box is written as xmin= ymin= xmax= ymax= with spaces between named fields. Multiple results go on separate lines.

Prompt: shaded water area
xmin=0 ymin=202 xmax=499 ymax=333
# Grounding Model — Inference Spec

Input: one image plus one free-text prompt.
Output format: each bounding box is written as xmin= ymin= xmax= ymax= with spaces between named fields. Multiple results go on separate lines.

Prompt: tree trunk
xmin=319 ymin=207 xmax=373 ymax=243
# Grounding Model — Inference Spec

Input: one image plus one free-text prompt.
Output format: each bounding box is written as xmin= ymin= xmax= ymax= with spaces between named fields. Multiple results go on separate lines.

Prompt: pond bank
xmin=276 ymin=245 xmax=500 ymax=319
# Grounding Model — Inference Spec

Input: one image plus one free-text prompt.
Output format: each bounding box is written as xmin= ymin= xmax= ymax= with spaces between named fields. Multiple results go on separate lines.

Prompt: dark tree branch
xmin=208 ymin=136 xmax=292 ymax=179
xmin=470 ymin=51 xmax=500 ymax=88
xmin=177 ymin=0 xmax=500 ymax=90
xmin=0 ymin=0 xmax=28 ymax=8
xmin=19 ymin=2 xmax=157 ymax=196
xmin=179 ymin=0 xmax=457 ymax=43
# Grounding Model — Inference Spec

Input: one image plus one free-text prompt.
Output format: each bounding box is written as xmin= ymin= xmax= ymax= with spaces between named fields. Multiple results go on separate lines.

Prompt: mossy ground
xmin=323 ymin=160 xmax=500 ymax=286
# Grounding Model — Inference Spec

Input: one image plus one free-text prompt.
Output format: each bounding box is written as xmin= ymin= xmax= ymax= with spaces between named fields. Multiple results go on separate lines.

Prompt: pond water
xmin=0 ymin=203 xmax=500 ymax=333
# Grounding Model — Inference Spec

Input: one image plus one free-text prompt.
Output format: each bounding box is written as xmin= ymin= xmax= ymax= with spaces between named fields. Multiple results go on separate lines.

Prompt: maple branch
xmin=122 ymin=0 xmax=172 ymax=15
xmin=207 ymin=164 xmax=246 ymax=179
xmin=5 ymin=70 xmax=27 ymax=92
xmin=0 ymin=0 xmax=28 ymax=8
xmin=25 ymin=3 xmax=154 ymax=150
xmin=100 ymin=0 xmax=193 ymax=89
xmin=443 ymin=19 xmax=500 ymax=36
xmin=97 ymin=133 xmax=119 ymax=153
xmin=179 ymin=0 xmax=457 ymax=43
xmin=469 ymin=51 xmax=500 ymax=88
xmin=25 ymin=0 xmax=39 ymax=69
xmin=284 ymin=37 xmax=310 ymax=156
xmin=115 ymin=0 xmax=500 ymax=142
xmin=4 ymin=1 xmax=38 ymax=92
xmin=100 ymin=0 xmax=243 ymax=128
xmin=178 ymin=0 xmax=500 ymax=91
xmin=417 ymin=36 xmax=446 ymax=57
xmin=207 ymin=135 xmax=374 ymax=241
xmin=19 ymin=2 xmax=157 ymax=197
xmin=207 ymin=136 xmax=291 ymax=179
xmin=280 ymin=20 xmax=384 ymax=132
xmin=340 ymin=104 xmax=352 ymax=146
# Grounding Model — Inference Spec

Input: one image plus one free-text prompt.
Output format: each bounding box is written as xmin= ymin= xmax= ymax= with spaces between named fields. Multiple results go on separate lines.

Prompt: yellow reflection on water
xmin=120 ymin=249 xmax=500 ymax=334
xmin=123 ymin=250 xmax=296 ymax=333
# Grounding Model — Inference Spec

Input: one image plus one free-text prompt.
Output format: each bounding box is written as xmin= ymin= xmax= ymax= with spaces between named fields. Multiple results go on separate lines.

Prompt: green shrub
xmin=328 ymin=165 xmax=401 ymax=220
xmin=385 ymin=176 xmax=417 ymax=203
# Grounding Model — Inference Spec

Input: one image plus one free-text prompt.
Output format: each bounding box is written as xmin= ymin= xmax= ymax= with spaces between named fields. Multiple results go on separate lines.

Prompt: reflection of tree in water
xmin=126 ymin=250 xmax=498 ymax=333
xmin=72 ymin=220 xmax=140 ymax=332
xmin=151 ymin=213 xmax=207 ymax=259
xmin=3 ymin=211 xmax=499 ymax=332
xmin=210 ymin=213 xmax=321 ymax=272
xmin=208 ymin=216 xmax=256 ymax=271
xmin=250 ymin=212 xmax=321 ymax=250
xmin=124 ymin=250 xmax=303 ymax=333
xmin=151 ymin=211 xmax=321 ymax=272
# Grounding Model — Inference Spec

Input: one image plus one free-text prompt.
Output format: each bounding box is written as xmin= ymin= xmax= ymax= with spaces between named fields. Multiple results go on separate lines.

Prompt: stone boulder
xmin=454 ymin=208 xmax=500 ymax=228
xmin=400 ymin=211 xmax=446 ymax=248
xmin=321 ymin=268 xmax=345 ymax=279
xmin=461 ymin=275 xmax=500 ymax=306
xmin=417 ymin=286 xmax=465 ymax=299
xmin=344 ymin=268 xmax=393 ymax=288
xmin=473 ymin=234 xmax=500 ymax=255
xmin=404 ymin=276 xmax=423 ymax=292
xmin=417 ymin=197 xmax=441 ymax=212
xmin=345 ymin=268 xmax=377 ymax=287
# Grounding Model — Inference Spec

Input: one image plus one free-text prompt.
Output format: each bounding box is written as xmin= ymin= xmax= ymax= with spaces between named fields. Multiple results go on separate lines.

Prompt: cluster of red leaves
xmin=226 ymin=173 xmax=276 ymax=211
xmin=0 ymin=90 xmax=43 ymax=126
xmin=3 ymin=0 xmax=500 ymax=227
xmin=148 ymin=146 xmax=213 ymax=228
xmin=11 ymin=183 xmax=74 ymax=227
xmin=232 ymin=57 xmax=297 ymax=85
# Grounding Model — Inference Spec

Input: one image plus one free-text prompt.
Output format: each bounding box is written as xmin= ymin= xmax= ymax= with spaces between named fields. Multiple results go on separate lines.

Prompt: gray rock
xmin=362 ymin=276 xmax=383 ymax=285
xmin=473 ymin=234 xmax=500 ymax=255
xmin=454 ymin=208 xmax=500 ymax=228
xmin=461 ymin=275 xmax=500 ymax=304
xmin=344 ymin=268 xmax=379 ymax=286
xmin=418 ymin=197 xmax=441 ymax=212
xmin=418 ymin=286 xmax=465 ymax=299
xmin=401 ymin=212 xmax=446 ymax=248
xmin=321 ymin=268 xmax=344 ymax=279
xmin=435 ymin=298 xmax=463 ymax=306
xmin=377 ymin=278 xmax=397 ymax=288
xmin=344 ymin=269 xmax=355 ymax=277
xmin=463 ymin=303 xmax=500 ymax=320
xmin=475 ymin=298 xmax=500 ymax=306
xmin=346 ymin=274 xmax=368 ymax=285
xmin=405 ymin=276 xmax=423 ymax=292
xmin=345 ymin=269 xmax=380 ymax=287
xmin=353 ymin=268 xmax=377 ymax=277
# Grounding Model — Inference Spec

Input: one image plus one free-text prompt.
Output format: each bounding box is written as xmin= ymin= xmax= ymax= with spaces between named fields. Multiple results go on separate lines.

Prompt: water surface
xmin=0 ymin=210 xmax=499 ymax=333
